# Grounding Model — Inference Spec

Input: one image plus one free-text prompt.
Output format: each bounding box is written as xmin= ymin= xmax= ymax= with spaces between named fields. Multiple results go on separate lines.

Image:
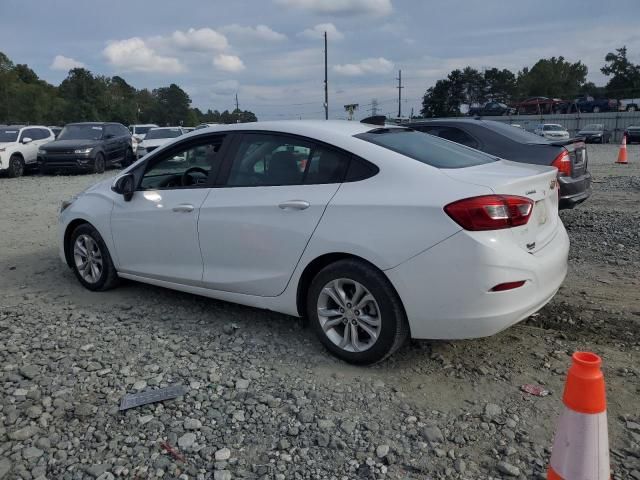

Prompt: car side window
xmin=437 ymin=127 xmax=479 ymax=149
xmin=226 ymin=133 xmax=348 ymax=187
xmin=118 ymin=125 xmax=129 ymax=137
xmin=20 ymin=128 xmax=38 ymax=141
xmin=139 ymin=136 xmax=225 ymax=190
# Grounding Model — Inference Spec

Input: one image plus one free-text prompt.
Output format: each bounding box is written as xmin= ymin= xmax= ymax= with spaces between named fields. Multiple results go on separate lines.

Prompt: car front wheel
xmin=307 ymin=259 xmax=409 ymax=364
xmin=93 ymin=153 xmax=105 ymax=174
xmin=69 ymin=223 xmax=119 ymax=291
xmin=7 ymin=155 xmax=24 ymax=178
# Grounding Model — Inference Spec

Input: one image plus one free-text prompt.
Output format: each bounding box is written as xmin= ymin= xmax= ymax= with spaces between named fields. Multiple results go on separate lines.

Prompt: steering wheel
xmin=181 ymin=167 xmax=208 ymax=186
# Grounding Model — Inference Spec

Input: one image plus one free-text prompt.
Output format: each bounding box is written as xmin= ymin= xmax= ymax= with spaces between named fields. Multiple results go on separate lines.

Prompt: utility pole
xmin=370 ymin=98 xmax=379 ymax=116
xmin=235 ymin=93 xmax=239 ymax=111
xmin=324 ymin=31 xmax=328 ymax=120
xmin=396 ymin=69 xmax=404 ymax=118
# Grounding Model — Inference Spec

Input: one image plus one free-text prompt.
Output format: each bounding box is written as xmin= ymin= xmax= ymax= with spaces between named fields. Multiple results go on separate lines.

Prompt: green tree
xmin=483 ymin=68 xmax=517 ymax=102
xmin=600 ymin=46 xmax=640 ymax=98
xmin=58 ymin=68 xmax=108 ymax=122
xmin=516 ymin=56 xmax=588 ymax=99
xmin=152 ymin=83 xmax=191 ymax=125
xmin=421 ymin=79 xmax=457 ymax=117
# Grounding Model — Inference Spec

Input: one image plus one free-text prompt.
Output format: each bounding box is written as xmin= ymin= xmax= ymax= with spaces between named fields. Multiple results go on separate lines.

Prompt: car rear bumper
xmin=558 ymin=172 xmax=592 ymax=209
xmin=385 ymin=223 xmax=569 ymax=340
xmin=39 ymin=155 xmax=95 ymax=171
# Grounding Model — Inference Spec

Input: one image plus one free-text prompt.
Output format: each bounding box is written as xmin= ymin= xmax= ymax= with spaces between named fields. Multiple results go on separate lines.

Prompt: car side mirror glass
xmin=22 ymin=137 xmax=32 ymax=144
xmin=111 ymin=173 xmax=135 ymax=201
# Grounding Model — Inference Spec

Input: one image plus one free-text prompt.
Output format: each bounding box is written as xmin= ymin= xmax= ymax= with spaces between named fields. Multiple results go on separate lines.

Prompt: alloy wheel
xmin=73 ymin=234 xmax=103 ymax=283
xmin=317 ymin=278 xmax=382 ymax=352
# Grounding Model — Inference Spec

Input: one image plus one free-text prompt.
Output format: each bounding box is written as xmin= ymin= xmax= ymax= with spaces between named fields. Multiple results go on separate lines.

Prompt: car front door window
xmin=140 ymin=139 xmax=223 ymax=190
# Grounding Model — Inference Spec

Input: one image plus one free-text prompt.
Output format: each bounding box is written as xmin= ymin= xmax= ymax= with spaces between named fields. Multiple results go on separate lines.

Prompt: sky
xmin=2 ymin=0 xmax=639 ymax=120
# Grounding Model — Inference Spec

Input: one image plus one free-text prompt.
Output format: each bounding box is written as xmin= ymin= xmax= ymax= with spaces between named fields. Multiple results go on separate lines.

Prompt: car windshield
xmin=355 ymin=128 xmax=496 ymax=169
xmin=134 ymin=126 xmax=154 ymax=136
xmin=58 ymin=125 xmax=103 ymax=140
xmin=0 ymin=128 xmax=20 ymax=142
xmin=544 ymin=125 xmax=564 ymax=131
xmin=145 ymin=128 xmax=182 ymax=140
xmin=583 ymin=124 xmax=603 ymax=130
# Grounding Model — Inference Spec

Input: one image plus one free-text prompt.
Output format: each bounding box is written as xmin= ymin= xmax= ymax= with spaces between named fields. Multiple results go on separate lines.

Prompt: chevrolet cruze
xmin=58 ymin=121 xmax=569 ymax=364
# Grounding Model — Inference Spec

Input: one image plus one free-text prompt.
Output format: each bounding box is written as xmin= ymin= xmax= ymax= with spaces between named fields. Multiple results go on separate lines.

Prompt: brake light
xmin=552 ymin=150 xmax=571 ymax=176
xmin=444 ymin=195 xmax=534 ymax=231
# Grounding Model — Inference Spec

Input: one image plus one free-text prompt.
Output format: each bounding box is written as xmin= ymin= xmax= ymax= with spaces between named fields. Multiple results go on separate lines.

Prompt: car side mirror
xmin=22 ymin=137 xmax=32 ymax=144
xmin=111 ymin=173 xmax=135 ymax=201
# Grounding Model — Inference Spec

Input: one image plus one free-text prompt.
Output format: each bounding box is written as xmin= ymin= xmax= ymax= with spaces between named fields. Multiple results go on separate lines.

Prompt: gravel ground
xmin=0 ymin=145 xmax=639 ymax=480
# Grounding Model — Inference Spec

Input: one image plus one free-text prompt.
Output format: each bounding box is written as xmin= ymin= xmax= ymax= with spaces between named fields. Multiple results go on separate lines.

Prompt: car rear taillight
xmin=444 ymin=195 xmax=534 ymax=231
xmin=552 ymin=150 xmax=571 ymax=176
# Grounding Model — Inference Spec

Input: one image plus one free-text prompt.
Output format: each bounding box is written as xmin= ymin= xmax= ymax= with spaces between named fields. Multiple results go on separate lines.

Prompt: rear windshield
xmin=480 ymin=120 xmax=550 ymax=144
xmin=354 ymin=128 xmax=496 ymax=169
xmin=58 ymin=125 xmax=103 ymax=140
xmin=0 ymin=128 xmax=19 ymax=142
xmin=134 ymin=126 xmax=154 ymax=136
xmin=145 ymin=128 xmax=182 ymax=140
xmin=544 ymin=124 xmax=565 ymax=131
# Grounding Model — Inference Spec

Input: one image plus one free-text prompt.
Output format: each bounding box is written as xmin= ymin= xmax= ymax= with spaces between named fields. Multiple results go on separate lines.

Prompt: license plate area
xmin=535 ymin=200 xmax=547 ymax=225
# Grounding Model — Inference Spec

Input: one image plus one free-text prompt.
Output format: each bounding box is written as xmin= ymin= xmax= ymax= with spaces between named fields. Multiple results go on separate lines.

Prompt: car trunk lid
xmin=442 ymin=160 xmax=560 ymax=253
xmin=546 ymin=139 xmax=587 ymax=178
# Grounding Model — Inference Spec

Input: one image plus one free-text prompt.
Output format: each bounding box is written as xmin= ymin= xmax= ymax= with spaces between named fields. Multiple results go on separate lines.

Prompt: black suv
xmin=39 ymin=122 xmax=133 ymax=174
xmin=406 ymin=118 xmax=591 ymax=209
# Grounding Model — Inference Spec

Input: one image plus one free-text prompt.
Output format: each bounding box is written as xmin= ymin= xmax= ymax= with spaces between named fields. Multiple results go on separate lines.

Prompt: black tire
xmin=93 ymin=153 xmax=105 ymax=174
xmin=122 ymin=148 xmax=134 ymax=168
xmin=68 ymin=223 xmax=119 ymax=291
xmin=307 ymin=259 xmax=409 ymax=365
xmin=7 ymin=155 xmax=24 ymax=178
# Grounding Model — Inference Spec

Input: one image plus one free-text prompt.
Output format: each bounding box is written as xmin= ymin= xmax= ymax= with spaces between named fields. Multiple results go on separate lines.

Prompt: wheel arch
xmin=63 ymin=219 xmax=96 ymax=268
xmin=295 ymin=252 xmax=406 ymax=324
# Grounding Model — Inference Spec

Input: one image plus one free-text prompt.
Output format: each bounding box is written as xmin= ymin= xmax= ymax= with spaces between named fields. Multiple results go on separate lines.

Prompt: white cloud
xmin=221 ymin=24 xmax=287 ymax=42
xmin=170 ymin=28 xmax=228 ymax=51
xmin=298 ymin=23 xmax=344 ymax=41
xmin=214 ymin=54 xmax=246 ymax=72
xmin=103 ymin=38 xmax=185 ymax=73
xmin=274 ymin=0 xmax=392 ymax=16
xmin=333 ymin=57 xmax=394 ymax=76
xmin=50 ymin=55 xmax=85 ymax=71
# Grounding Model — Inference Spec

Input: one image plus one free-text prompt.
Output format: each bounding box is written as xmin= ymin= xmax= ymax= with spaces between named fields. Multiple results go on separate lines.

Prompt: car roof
xmin=192 ymin=120 xmax=382 ymax=137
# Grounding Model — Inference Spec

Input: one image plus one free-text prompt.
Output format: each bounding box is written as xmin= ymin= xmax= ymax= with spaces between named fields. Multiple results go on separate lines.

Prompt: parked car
xmin=183 ymin=127 xmax=195 ymax=133
xmin=129 ymin=124 xmax=158 ymax=154
xmin=137 ymin=127 xmax=185 ymax=157
xmin=619 ymin=99 xmax=639 ymax=112
xmin=48 ymin=126 xmax=63 ymax=138
xmin=406 ymin=118 xmax=591 ymax=209
xmin=624 ymin=125 xmax=640 ymax=143
xmin=534 ymin=123 xmax=570 ymax=141
xmin=0 ymin=125 xmax=55 ymax=177
xmin=58 ymin=120 xmax=569 ymax=364
xmin=468 ymin=101 xmax=514 ymax=116
xmin=39 ymin=122 xmax=133 ymax=174
xmin=576 ymin=124 xmax=612 ymax=143
xmin=575 ymin=96 xmax=618 ymax=113
xmin=195 ymin=123 xmax=222 ymax=130
xmin=514 ymin=97 xmax=576 ymax=115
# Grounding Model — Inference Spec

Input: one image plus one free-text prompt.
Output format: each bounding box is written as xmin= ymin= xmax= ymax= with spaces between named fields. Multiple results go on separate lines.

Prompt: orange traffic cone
xmin=547 ymin=352 xmax=610 ymax=479
xmin=616 ymin=135 xmax=628 ymax=164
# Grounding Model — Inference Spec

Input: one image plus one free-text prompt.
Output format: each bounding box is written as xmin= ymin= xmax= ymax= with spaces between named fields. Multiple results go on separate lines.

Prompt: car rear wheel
xmin=307 ymin=259 xmax=409 ymax=364
xmin=69 ymin=223 xmax=119 ymax=291
xmin=7 ymin=155 xmax=24 ymax=178
xmin=93 ymin=153 xmax=105 ymax=174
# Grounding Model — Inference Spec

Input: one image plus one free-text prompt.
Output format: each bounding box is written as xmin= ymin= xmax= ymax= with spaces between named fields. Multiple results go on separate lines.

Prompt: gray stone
xmin=184 ymin=418 xmax=202 ymax=430
xmin=497 ymin=461 xmax=520 ymax=477
xmin=422 ymin=425 xmax=444 ymax=444
xmin=215 ymin=448 xmax=231 ymax=461
xmin=22 ymin=447 xmax=44 ymax=460
xmin=235 ymin=378 xmax=250 ymax=390
xmin=484 ymin=403 xmax=502 ymax=418
xmin=19 ymin=365 xmax=39 ymax=380
xmin=0 ymin=458 xmax=12 ymax=479
xmin=376 ymin=445 xmax=390 ymax=458
xmin=85 ymin=464 xmax=111 ymax=478
xmin=213 ymin=471 xmax=231 ymax=480
xmin=178 ymin=433 xmax=197 ymax=450
xmin=9 ymin=426 xmax=39 ymax=441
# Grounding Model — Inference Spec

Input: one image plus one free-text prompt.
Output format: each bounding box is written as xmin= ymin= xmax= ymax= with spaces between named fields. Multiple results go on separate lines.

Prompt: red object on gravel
xmin=521 ymin=384 xmax=550 ymax=397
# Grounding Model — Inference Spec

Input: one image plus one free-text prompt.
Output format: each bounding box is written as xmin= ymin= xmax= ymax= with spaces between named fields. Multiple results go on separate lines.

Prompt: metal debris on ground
xmin=521 ymin=384 xmax=550 ymax=397
xmin=160 ymin=441 xmax=185 ymax=462
xmin=119 ymin=385 xmax=188 ymax=411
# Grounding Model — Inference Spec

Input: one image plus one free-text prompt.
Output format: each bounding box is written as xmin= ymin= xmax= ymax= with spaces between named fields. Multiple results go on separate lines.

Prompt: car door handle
xmin=172 ymin=204 xmax=195 ymax=213
xmin=278 ymin=200 xmax=310 ymax=210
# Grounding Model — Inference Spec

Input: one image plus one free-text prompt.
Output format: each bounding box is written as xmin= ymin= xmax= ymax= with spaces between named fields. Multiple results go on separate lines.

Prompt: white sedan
xmin=534 ymin=123 xmax=570 ymax=140
xmin=58 ymin=121 xmax=569 ymax=364
xmin=137 ymin=127 xmax=185 ymax=158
